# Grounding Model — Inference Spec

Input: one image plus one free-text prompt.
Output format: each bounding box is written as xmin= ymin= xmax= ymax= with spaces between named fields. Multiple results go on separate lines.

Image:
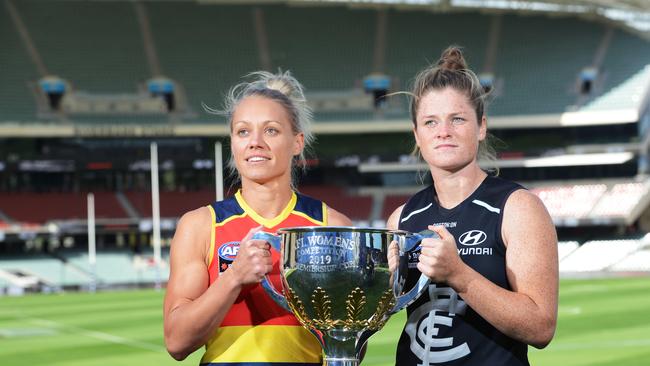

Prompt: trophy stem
xmin=323 ymin=357 xmax=359 ymax=366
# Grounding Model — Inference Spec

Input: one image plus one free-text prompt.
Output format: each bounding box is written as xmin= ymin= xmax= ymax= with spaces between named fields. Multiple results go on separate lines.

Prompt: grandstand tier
xmin=1 ymin=1 xmax=648 ymax=130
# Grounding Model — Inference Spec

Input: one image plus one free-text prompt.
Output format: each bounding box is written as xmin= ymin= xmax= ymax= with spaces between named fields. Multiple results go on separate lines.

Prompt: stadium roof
xmin=280 ymin=0 xmax=650 ymax=37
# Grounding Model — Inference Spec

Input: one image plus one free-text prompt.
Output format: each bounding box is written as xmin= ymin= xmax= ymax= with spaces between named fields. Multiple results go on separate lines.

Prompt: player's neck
xmin=432 ymin=165 xmax=487 ymax=209
xmin=240 ymin=181 xmax=294 ymax=220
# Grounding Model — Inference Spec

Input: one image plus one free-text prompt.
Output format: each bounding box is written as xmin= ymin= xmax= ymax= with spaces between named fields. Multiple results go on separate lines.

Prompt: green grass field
xmin=1 ymin=277 xmax=649 ymax=365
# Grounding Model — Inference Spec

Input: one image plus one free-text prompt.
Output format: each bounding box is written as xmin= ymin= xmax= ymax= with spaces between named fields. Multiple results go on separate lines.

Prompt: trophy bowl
xmin=254 ymin=227 xmax=434 ymax=366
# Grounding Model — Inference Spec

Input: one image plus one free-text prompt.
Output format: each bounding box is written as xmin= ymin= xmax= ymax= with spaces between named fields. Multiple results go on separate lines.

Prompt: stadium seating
xmin=493 ymin=15 xmax=602 ymax=115
xmin=610 ymin=248 xmax=650 ymax=272
xmin=265 ymin=5 xmax=375 ymax=91
xmin=0 ymin=192 xmax=128 ymax=223
xmin=124 ymin=189 xmax=215 ymax=218
xmin=3 ymin=179 xmax=646 ymax=226
xmin=15 ymin=1 xmax=148 ymax=93
xmin=557 ymin=241 xmax=580 ymax=261
xmin=599 ymin=29 xmax=650 ymax=99
xmin=591 ymin=182 xmax=650 ymax=218
xmin=146 ymin=2 xmax=259 ymax=119
xmin=531 ymin=184 xmax=607 ymax=219
xmin=0 ymin=3 xmax=39 ymax=120
xmin=385 ymin=11 xmax=488 ymax=96
xmin=4 ymin=2 xmax=647 ymax=125
xmin=1 ymin=179 xmax=647 ymax=229
xmin=579 ymin=64 xmax=650 ymax=112
xmin=559 ymin=239 xmax=643 ymax=272
xmin=0 ymin=255 xmax=91 ymax=287
xmin=63 ymin=251 xmax=169 ymax=286
xmin=530 ymin=180 xmax=650 ymax=223
xmin=0 ymin=250 xmax=169 ymax=289
xmin=0 ymin=187 xmax=373 ymax=223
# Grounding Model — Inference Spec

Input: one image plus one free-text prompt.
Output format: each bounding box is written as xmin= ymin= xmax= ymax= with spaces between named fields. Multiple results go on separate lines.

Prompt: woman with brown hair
xmin=387 ymin=47 xmax=558 ymax=365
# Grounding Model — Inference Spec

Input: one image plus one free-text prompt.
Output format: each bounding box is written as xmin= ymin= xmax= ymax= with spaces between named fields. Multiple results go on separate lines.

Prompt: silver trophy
xmin=253 ymin=227 xmax=435 ymax=366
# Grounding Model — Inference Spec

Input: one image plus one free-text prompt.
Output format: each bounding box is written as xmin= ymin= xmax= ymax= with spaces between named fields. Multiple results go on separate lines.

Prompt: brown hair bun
xmin=437 ymin=46 xmax=467 ymax=71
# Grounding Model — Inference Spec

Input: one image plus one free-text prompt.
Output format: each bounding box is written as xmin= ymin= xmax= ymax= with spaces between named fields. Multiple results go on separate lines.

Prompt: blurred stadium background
xmin=1 ymin=0 xmax=649 ymax=365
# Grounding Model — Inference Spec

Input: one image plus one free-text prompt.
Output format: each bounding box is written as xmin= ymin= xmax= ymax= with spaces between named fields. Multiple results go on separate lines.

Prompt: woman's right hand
xmin=228 ymin=226 xmax=273 ymax=286
xmin=388 ymin=240 xmax=399 ymax=273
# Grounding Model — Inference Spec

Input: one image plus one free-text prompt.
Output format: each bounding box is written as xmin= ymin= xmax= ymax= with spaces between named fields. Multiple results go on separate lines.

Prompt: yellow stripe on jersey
xmin=322 ymin=202 xmax=328 ymax=226
xmin=201 ymin=325 xmax=322 ymax=364
xmin=207 ymin=205 xmax=217 ymax=267
xmin=235 ymin=190 xmax=297 ymax=228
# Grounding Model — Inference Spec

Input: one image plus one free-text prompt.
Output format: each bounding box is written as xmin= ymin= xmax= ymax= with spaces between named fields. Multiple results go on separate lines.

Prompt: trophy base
xmin=324 ymin=357 xmax=359 ymax=366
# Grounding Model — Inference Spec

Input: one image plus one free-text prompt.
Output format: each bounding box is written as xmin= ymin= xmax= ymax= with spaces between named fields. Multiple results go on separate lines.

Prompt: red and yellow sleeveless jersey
xmin=201 ymin=190 xmax=327 ymax=366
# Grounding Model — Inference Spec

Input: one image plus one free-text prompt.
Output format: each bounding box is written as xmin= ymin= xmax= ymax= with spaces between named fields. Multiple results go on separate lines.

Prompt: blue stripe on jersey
xmin=211 ymin=196 xmax=245 ymax=223
xmin=294 ymin=193 xmax=324 ymax=223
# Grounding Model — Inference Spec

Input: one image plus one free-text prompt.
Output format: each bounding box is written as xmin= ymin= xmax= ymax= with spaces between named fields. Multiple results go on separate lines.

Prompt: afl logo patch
xmin=218 ymin=241 xmax=240 ymax=260
xmin=458 ymin=230 xmax=487 ymax=246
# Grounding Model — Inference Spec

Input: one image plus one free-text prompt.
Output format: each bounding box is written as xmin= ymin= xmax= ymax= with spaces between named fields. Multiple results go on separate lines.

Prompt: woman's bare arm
xmin=163 ymin=208 xmax=272 ymax=360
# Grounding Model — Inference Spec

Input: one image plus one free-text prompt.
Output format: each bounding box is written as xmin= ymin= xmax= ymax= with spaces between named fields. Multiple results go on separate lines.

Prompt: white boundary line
xmin=27 ymin=317 xmax=166 ymax=353
xmin=558 ymin=306 xmax=582 ymax=315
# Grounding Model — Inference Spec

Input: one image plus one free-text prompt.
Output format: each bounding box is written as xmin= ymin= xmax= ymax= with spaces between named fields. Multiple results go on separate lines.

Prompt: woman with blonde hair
xmin=164 ymin=71 xmax=351 ymax=365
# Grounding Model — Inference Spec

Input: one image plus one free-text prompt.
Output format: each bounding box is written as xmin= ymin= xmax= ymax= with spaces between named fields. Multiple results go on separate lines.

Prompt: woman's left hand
xmin=417 ymin=225 xmax=464 ymax=283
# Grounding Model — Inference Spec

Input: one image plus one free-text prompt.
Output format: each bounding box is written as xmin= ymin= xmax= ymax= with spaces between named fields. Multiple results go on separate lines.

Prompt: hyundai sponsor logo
xmin=458 ymin=230 xmax=487 ymax=246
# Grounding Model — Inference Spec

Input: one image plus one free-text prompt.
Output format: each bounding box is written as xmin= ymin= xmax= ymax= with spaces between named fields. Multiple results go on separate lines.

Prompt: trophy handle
xmin=391 ymin=230 xmax=438 ymax=312
xmin=251 ymin=232 xmax=291 ymax=312
xmin=252 ymin=231 xmax=281 ymax=251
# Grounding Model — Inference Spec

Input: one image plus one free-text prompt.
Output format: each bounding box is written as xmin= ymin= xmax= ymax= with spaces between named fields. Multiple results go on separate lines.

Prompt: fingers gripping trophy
xmin=254 ymin=227 xmax=436 ymax=366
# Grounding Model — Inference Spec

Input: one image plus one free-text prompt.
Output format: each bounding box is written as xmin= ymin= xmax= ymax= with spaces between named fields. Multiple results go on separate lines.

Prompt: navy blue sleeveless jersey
xmin=396 ymin=176 xmax=528 ymax=366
